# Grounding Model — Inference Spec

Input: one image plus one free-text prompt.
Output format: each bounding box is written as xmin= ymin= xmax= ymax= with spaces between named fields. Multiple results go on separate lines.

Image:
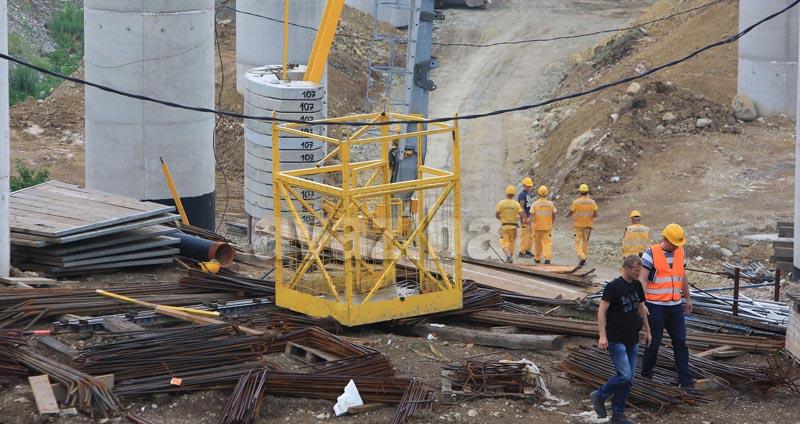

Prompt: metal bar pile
xmin=74 ymin=324 xmax=270 ymax=380
xmin=0 ymin=283 xmax=233 ymax=328
xmin=267 ymin=326 xmax=378 ymax=357
xmin=313 ymin=352 xmax=396 ymax=377
xmin=248 ymin=310 xmax=343 ymax=334
xmin=3 ymin=346 xmax=121 ymax=417
xmin=559 ymin=346 xmax=709 ymax=414
xmin=218 ymin=368 xmax=269 ymax=424
xmin=0 ymin=330 xmax=28 ymax=385
xmin=115 ymin=363 xmax=265 ymax=397
xmin=176 ymin=257 xmax=275 ymax=297
xmin=393 ymin=282 xmax=503 ymax=325
xmin=443 ymin=360 xmax=541 ymax=397
xmin=464 ymin=310 xmax=785 ymax=353
xmin=690 ymin=290 xmax=789 ymax=328
xmin=263 ymin=374 xmax=430 ymax=406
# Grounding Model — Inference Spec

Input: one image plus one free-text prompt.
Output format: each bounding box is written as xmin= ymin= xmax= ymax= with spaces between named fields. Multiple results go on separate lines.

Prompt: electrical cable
xmin=213 ymin=5 xmax=231 ymax=233
xmin=1 ymin=0 xmax=796 ymax=128
xmin=219 ymin=0 xmax=730 ymax=48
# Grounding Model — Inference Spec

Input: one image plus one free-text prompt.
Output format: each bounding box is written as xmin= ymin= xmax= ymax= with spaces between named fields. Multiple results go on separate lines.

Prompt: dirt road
xmin=427 ymin=0 xmax=656 ymax=249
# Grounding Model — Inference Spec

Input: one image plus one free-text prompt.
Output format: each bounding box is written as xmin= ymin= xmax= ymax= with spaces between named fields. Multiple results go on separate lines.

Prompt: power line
xmin=1 ymin=0 xmax=796 ymax=128
xmin=220 ymin=0 xmax=731 ymax=48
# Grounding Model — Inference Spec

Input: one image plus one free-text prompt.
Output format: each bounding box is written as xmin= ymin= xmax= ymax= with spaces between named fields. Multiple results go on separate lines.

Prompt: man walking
xmin=622 ymin=210 xmax=651 ymax=258
xmin=639 ymin=224 xmax=693 ymax=389
xmin=567 ymin=183 xmax=598 ymax=266
xmin=495 ymin=185 xmax=525 ymax=263
xmin=518 ymin=177 xmax=535 ymax=258
xmin=530 ymin=185 xmax=556 ymax=264
xmin=591 ymin=255 xmax=651 ymax=423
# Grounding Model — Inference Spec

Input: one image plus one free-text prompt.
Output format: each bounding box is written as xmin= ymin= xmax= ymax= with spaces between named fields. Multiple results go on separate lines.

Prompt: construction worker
xmin=495 ymin=185 xmax=525 ymax=263
xmin=530 ymin=185 xmax=556 ymax=264
xmin=591 ymin=255 xmax=651 ymax=423
xmin=639 ymin=224 xmax=694 ymax=389
xmin=622 ymin=210 xmax=651 ymax=258
xmin=518 ymin=177 xmax=535 ymax=258
xmin=567 ymin=183 xmax=598 ymax=266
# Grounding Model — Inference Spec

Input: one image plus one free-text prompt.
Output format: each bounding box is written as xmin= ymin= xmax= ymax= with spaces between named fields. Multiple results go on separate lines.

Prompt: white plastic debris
xmin=426 ymin=333 xmax=437 ymax=341
xmin=333 ymin=379 xmax=364 ymax=416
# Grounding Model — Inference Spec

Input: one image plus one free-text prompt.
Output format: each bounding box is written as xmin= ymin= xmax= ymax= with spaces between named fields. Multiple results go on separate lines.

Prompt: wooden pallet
xmin=285 ymin=342 xmax=339 ymax=364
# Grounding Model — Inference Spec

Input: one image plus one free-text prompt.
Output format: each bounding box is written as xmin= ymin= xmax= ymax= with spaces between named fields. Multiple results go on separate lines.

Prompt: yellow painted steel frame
xmin=272 ymin=112 xmax=463 ymax=326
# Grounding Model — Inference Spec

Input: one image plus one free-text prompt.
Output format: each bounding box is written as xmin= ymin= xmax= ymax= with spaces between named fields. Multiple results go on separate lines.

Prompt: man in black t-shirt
xmin=590 ymin=255 xmax=652 ymax=424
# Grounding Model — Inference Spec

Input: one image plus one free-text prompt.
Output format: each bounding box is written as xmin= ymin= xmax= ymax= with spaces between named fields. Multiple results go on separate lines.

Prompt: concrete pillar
xmin=795 ymin=15 xmax=800 ymax=281
xmin=0 ymin=0 xmax=8 ymax=277
xmin=739 ymin=0 xmax=800 ymax=116
xmin=84 ymin=0 xmax=216 ymax=230
xmin=243 ymin=65 xmax=325 ymax=224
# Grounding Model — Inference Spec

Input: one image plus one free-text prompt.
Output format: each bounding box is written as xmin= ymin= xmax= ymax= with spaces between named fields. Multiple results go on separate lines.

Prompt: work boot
xmin=533 ymin=259 xmax=541 ymax=264
xmin=589 ymin=390 xmax=607 ymax=418
xmin=544 ymin=260 xmax=551 ymax=265
xmin=579 ymin=259 xmax=586 ymax=267
xmin=506 ymin=256 xmax=513 ymax=264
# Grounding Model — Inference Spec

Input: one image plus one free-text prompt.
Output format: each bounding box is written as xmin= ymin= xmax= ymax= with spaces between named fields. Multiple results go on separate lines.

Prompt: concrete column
xmin=739 ymin=0 xmax=800 ymax=116
xmin=0 ymin=0 xmax=8 ymax=277
xmin=795 ymin=18 xmax=800 ymax=281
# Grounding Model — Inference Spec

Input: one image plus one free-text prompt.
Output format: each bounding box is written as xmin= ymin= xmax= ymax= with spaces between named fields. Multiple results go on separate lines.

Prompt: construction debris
xmin=9 ymin=181 xmax=181 ymax=276
xmin=443 ymin=358 xmax=556 ymax=400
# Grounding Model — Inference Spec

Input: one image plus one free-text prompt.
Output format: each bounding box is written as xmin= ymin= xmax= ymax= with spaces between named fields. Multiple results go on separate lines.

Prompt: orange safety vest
xmin=622 ymin=224 xmax=650 ymax=257
xmin=645 ymin=245 xmax=685 ymax=303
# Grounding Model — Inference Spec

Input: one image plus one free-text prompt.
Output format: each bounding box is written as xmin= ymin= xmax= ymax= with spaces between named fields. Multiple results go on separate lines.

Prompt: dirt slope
xmin=524 ymin=0 xmax=795 ymax=275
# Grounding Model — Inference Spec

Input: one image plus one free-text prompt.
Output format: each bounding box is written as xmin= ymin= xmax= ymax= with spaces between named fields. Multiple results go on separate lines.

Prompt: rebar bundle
xmin=390 ymin=378 xmax=435 ymax=424
xmin=179 ymin=267 xmax=275 ymax=297
xmin=443 ymin=359 xmax=545 ymax=398
xmin=0 ymin=330 xmax=28 ymax=385
xmin=250 ymin=311 xmax=343 ymax=334
xmin=115 ymin=363 xmax=267 ymax=397
xmin=0 ymin=283 xmax=233 ymax=328
xmin=559 ymin=346 xmax=709 ymax=414
xmin=74 ymin=324 xmax=269 ymax=380
xmin=3 ymin=346 xmax=121 ymax=417
xmin=218 ymin=368 xmax=270 ymax=424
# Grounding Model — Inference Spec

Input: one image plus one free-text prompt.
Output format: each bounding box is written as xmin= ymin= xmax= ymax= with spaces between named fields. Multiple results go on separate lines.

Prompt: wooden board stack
xmin=9 ymin=181 xmax=181 ymax=277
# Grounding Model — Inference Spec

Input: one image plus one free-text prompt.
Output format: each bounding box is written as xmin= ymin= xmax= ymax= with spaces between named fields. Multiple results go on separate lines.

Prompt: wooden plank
xmin=0 ymin=277 xmax=58 ymax=287
xmin=10 ymin=181 xmax=175 ymax=237
xmin=464 ymin=257 xmax=594 ymax=287
xmin=15 ymin=237 xmax=180 ymax=265
xmin=13 ymin=225 xmax=177 ymax=255
xmin=462 ymin=262 xmax=588 ymax=300
xmin=28 ymin=375 xmax=60 ymax=414
xmin=23 ymin=257 xmax=175 ymax=277
xmin=694 ymin=345 xmax=732 ymax=358
xmin=43 ymin=214 xmax=179 ymax=245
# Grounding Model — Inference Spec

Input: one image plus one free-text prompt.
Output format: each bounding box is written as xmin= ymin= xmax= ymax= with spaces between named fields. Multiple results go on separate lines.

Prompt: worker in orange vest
xmin=518 ymin=177 xmax=535 ymax=258
xmin=530 ymin=185 xmax=556 ymax=264
xmin=495 ymin=186 xmax=525 ymax=263
xmin=622 ymin=210 xmax=650 ymax=258
xmin=567 ymin=184 xmax=598 ymax=267
xmin=639 ymin=223 xmax=694 ymax=389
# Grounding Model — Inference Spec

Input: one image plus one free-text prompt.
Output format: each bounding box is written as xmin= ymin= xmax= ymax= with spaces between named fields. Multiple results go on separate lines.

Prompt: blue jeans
xmin=641 ymin=302 xmax=693 ymax=386
xmin=597 ymin=342 xmax=638 ymax=417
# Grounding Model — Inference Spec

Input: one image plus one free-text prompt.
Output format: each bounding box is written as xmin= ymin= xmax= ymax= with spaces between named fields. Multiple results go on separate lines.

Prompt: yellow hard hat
xmin=505 ymin=185 xmax=516 ymax=195
xmin=200 ymin=260 xmax=221 ymax=274
xmin=522 ymin=177 xmax=534 ymax=187
xmin=537 ymin=185 xmax=548 ymax=196
xmin=630 ymin=210 xmax=641 ymax=219
xmin=578 ymin=184 xmax=590 ymax=193
xmin=662 ymin=223 xmax=686 ymax=247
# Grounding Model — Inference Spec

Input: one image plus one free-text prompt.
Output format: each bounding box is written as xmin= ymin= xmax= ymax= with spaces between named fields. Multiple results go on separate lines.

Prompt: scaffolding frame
xmin=271 ymin=110 xmax=463 ymax=326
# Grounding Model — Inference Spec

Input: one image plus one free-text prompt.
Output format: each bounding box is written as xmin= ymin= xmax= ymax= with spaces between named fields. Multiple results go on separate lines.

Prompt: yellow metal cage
xmin=271 ymin=110 xmax=463 ymax=326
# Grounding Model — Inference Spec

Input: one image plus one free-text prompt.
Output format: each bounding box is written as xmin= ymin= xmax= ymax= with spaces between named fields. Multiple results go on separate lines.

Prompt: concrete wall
xmin=346 ymin=0 xmax=412 ymax=28
xmin=235 ymin=0 xmax=324 ymax=93
xmin=738 ymin=0 xmax=800 ymax=116
xmin=84 ymin=0 xmax=216 ymax=228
